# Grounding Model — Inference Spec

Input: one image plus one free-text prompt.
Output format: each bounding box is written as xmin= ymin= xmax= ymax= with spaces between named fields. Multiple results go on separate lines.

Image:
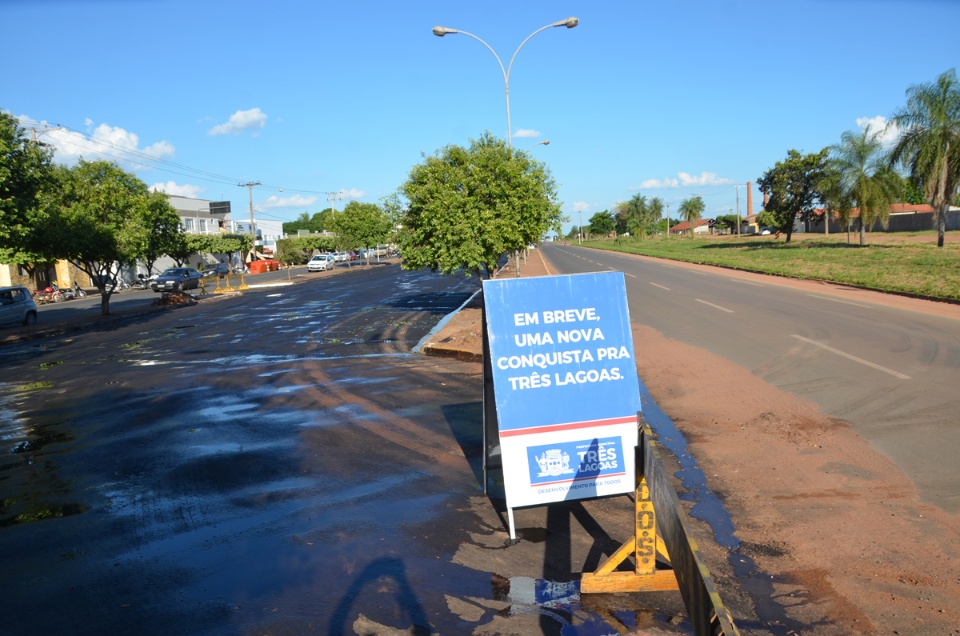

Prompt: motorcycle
xmin=133 ymin=274 xmax=151 ymax=290
xmin=73 ymin=281 xmax=88 ymax=298
xmin=33 ymin=285 xmax=65 ymax=304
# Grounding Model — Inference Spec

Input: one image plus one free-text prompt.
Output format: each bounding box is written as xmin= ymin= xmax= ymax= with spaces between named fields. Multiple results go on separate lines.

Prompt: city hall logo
xmin=526 ymin=436 xmax=625 ymax=487
xmin=535 ymin=448 xmax=574 ymax=478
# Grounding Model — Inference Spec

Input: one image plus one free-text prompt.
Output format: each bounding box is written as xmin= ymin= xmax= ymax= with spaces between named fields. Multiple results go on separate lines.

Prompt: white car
xmin=0 ymin=286 xmax=38 ymax=327
xmin=333 ymin=252 xmax=348 ymax=262
xmin=307 ymin=254 xmax=334 ymax=272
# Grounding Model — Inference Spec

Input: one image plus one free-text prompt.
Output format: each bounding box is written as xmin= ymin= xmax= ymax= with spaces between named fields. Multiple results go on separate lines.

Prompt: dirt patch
xmin=633 ymin=322 xmax=960 ymax=634
xmin=425 ymin=253 xmax=960 ymax=634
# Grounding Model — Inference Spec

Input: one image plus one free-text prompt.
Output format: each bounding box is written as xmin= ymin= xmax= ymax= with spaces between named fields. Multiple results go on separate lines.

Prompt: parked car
xmin=150 ymin=267 xmax=203 ymax=293
xmin=0 ymin=286 xmax=38 ymax=327
xmin=201 ymin=262 xmax=230 ymax=277
xmin=332 ymin=252 xmax=348 ymax=262
xmin=307 ymin=254 xmax=335 ymax=272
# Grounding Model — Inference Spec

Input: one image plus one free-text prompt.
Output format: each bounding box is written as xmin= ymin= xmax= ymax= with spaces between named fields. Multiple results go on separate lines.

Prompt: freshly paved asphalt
xmin=0 ymin=260 xmax=711 ymax=635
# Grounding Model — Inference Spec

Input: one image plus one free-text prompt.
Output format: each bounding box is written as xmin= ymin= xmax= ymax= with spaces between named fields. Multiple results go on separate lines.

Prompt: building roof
xmin=669 ymin=219 xmax=712 ymax=233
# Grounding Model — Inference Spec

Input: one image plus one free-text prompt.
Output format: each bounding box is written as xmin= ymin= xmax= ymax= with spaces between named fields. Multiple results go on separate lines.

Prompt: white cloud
xmin=24 ymin=116 xmax=176 ymax=169
xmin=259 ymin=194 xmax=318 ymax=209
xmin=679 ymin=171 xmax=733 ymax=186
xmin=514 ymin=129 xmax=540 ymax=139
xmin=856 ymin=115 xmax=900 ymax=146
xmin=571 ymin=201 xmax=590 ymax=213
xmin=635 ymin=171 xmax=733 ymax=189
xmin=340 ymin=188 xmax=366 ymax=199
xmin=150 ymin=181 xmax=203 ymax=197
xmin=637 ymin=177 xmax=679 ymax=189
xmin=208 ymin=108 xmax=268 ymax=136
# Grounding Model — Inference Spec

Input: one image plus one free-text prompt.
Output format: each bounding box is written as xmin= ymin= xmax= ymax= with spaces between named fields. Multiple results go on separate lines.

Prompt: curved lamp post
xmin=432 ymin=17 xmax=578 ymax=149
xmin=526 ymin=139 xmax=550 ymax=151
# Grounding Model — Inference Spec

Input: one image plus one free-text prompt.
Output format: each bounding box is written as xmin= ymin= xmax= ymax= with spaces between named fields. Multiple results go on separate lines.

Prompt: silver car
xmin=307 ymin=254 xmax=334 ymax=272
xmin=0 ymin=286 xmax=38 ymax=327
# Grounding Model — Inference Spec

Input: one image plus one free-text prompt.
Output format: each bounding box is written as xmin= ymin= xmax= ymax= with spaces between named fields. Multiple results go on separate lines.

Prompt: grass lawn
xmin=580 ymin=231 xmax=960 ymax=302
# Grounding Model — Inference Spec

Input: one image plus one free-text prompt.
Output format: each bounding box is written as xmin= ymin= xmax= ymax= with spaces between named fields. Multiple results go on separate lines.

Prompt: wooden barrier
xmin=580 ymin=414 xmax=739 ymax=636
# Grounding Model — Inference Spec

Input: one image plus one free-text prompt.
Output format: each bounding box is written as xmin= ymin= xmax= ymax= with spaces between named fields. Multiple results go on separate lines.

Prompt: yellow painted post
xmin=579 ymin=430 xmax=679 ymax=594
xmin=237 ymin=272 xmax=249 ymax=290
xmin=222 ymin=273 xmax=235 ymax=293
xmin=636 ymin=475 xmax=656 ymax=576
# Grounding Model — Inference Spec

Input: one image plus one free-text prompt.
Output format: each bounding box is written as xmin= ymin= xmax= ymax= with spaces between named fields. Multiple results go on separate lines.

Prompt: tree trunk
xmin=938 ymin=205 xmax=947 ymax=248
xmin=937 ymin=141 xmax=949 ymax=248
xmin=100 ymin=292 xmax=111 ymax=316
xmin=859 ymin=217 xmax=865 ymax=246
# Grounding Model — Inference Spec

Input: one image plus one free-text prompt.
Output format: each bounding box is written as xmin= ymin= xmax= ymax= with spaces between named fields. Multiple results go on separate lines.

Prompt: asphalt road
xmin=542 ymin=242 xmax=960 ymax=514
xmin=0 ymin=262 xmax=699 ymax=635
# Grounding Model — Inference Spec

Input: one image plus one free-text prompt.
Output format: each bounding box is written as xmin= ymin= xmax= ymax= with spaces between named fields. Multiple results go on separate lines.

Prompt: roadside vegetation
xmin=582 ymin=233 xmax=960 ymax=301
xmin=392 ymin=132 xmax=565 ymax=279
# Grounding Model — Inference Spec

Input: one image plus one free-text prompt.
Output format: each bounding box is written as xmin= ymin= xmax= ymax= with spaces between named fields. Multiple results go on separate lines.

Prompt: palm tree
xmin=618 ymin=194 xmax=648 ymax=238
xmin=648 ymin=197 xmax=665 ymax=234
xmin=677 ymin=196 xmax=705 ymax=236
xmin=817 ymin=168 xmax=854 ymax=243
xmin=826 ymin=128 xmax=900 ymax=246
xmin=889 ymin=68 xmax=960 ymax=247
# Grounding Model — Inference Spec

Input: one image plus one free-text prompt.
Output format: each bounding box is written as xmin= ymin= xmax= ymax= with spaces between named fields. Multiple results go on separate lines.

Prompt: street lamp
xmin=527 ymin=139 xmax=550 ymax=151
xmin=432 ymin=17 xmax=578 ymax=149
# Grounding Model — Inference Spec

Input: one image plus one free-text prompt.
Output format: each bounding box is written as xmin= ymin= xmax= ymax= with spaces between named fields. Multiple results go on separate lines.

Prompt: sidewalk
xmin=419 ymin=249 xmax=554 ymax=362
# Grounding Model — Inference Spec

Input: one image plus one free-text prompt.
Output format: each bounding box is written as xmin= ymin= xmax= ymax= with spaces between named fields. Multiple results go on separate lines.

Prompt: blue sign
xmin=483 ymin=272 xmax=641 ymax=508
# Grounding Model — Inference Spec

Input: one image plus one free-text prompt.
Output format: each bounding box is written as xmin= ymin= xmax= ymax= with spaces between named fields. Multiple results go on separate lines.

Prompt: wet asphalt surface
xmin=0 ymin=263 xmax=700 ymax=636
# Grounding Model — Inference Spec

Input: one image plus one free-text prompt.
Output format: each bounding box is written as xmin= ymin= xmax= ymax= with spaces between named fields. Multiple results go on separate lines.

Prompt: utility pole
xmin=735 ymin=184 xmax=745 ymax=237
xmin=666 ymin=203 xmax=671 ymax=236
xmin=325 ymin=191 xmax=344 ymax=216
xmin=238 ymin=181 xmax=261 ymax=257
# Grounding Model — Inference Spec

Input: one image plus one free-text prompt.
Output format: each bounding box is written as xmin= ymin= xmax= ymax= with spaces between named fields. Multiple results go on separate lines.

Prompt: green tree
xmin=329 ymin=200 xmax=393 ymax=264
xmin=714 ymin=213 xmax=739 ymax=232
xmin=49 ymin=160 xmax=165 ymax=315
xmin=587 ymin=210 xmax=615 ymax=237
xmin=757 ymin=149 xmax=828 ymax=243
xmin=185 ymin=232 xmax=252 ymax=268
xmin=755 ymin=210 xmax=777 ymax=230
xmin=648 ymin=198 xmax=665 ymax=234
xmin=826 ymin=128 xmax=901 ymax=246
xmin=275 ymin=235 xmax=336 ymax=265
xmin=396 ymin=132 xmax=561 ymax=278
xmin=615 ymin=195 xmax=663 ymax=238
xmin=0 ymin=112 xmax=56 ymax=268
xmin=677 ymin=196 xmax=705 ymax=235
xmin=130 ymin=191 xmax=186 ymax=275
xmin=282 ymin=208 xmax=333 ymax=235
xmin=890 ymin=68 xmax=960 ymax=247
xmin=817 ymin=167 xmax=853 ymax=242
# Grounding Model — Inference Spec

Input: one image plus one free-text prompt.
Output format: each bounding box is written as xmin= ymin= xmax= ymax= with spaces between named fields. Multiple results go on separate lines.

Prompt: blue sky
xmin=3 ymin=0 xmax=957 ymax=233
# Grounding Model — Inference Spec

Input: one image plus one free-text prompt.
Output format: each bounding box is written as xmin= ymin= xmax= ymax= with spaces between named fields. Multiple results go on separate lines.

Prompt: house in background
xmin=167 ymin=196 xmax=232 ymax=236
xmin=668 ymin=219 xmax=713 ymax=236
